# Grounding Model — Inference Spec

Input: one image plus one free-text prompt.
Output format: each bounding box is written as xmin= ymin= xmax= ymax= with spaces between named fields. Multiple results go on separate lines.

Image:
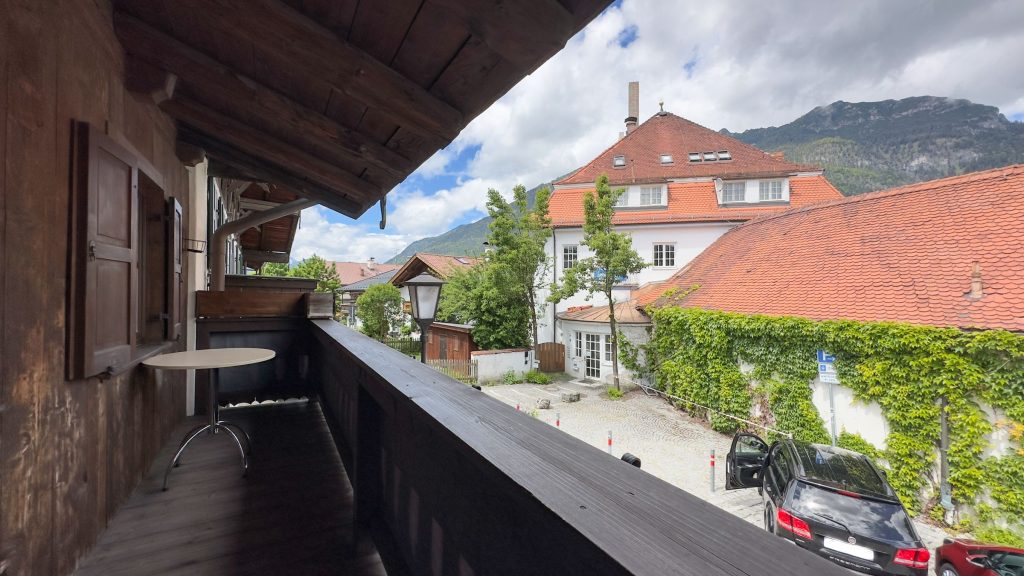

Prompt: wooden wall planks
xmin=1 ymin=1 xmax=189 ymax=574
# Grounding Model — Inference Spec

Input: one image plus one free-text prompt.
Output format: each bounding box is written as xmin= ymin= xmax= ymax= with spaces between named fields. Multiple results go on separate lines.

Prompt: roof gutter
xmin=210 ymin=198 xmax=317 ymax=290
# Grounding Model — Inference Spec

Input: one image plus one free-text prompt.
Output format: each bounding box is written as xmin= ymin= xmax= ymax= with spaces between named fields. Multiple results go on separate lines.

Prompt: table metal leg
xmin=217 ymin=421 xmax=252 ymax=455
xmin=163 ymin=424 xmax=212 ymax=490
xmin=162 ymin=367 xmax=250 ymax=490
xmin=216 ymin=423 xmax=249 ymax=475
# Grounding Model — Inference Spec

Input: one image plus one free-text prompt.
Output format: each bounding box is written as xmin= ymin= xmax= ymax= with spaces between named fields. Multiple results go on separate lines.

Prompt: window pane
xmin=723 ymin=182 xmax=745 ymax=203
xmin=605 ymin=336 xmax=612 ymax=361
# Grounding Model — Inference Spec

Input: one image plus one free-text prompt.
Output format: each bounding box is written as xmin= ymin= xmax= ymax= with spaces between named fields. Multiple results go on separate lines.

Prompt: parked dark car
xmin=934 ymin=538 xmax=1024 ymax=576
xmin=726 ymin=433 xmax=929 ymax=575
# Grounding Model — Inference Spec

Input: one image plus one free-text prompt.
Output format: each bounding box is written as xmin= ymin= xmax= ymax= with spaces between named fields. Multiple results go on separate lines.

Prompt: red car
xmin=934 ymin=538 xmax=1024 ymax=576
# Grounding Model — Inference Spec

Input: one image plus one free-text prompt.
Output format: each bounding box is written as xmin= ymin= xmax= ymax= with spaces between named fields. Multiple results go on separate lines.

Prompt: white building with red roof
xmin=539 ymin=83 xmax=843 ymax=383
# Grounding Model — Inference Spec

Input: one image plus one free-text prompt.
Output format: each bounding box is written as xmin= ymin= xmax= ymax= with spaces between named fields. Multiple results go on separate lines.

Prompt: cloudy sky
xmin=291 ymin=0 xmax=1024 ymax=265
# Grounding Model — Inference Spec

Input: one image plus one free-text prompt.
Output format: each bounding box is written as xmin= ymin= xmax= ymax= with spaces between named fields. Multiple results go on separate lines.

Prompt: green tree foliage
xmin=549 ymin=174 xmax=647 ymax=389
xmin=484 ymin=184 xmax=552 ymax=345
xmin=437 ymin=264 xmax=530 ymax=350
xmin=289 ymin=254 xmax=341 ymax=294
xmin=645 ymin=306 xmax=1024 ymax=544
xmin=259 ymin=262 xmax=290 ymax=277
xmin=356 ymin=283 xmax=403 ymax=340
xmin=434 ymin=184 xmax=552 ymax=350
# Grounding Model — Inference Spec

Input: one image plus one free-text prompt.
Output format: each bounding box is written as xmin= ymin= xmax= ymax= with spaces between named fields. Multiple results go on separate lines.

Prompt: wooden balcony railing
xmin=308 ymin=319 xmax=848 ymax=576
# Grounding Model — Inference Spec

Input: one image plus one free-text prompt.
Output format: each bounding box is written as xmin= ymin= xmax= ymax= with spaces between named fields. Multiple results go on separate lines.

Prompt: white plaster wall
xmin=185 ymin=161 xmax=209 ymax=416
xmin=537 ymin=222 xmax=736 ymax=343
xmin=811 ymin=379 xmax=889 ymax=449
xmin=560 ymin=320 xmax=649 ymax=387
xmin=474 ymin=349 xmax=534 ymax=382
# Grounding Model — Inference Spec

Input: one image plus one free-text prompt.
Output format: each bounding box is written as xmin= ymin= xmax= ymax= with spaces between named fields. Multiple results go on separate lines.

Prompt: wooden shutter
xmin=67 ymin=122 xmax=138 ymax=380
xmin=166 ymin=197 xmax=183 ymax=341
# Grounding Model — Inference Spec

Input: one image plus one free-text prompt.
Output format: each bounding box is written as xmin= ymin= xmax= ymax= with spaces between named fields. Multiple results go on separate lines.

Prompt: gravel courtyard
xmin=482 ymin=379 xmax=948 ymax=555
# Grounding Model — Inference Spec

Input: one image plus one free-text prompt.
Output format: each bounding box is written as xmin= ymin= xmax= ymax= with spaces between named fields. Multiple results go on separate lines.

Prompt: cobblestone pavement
xmin=483 ymin=380 xmax=949 ymax=564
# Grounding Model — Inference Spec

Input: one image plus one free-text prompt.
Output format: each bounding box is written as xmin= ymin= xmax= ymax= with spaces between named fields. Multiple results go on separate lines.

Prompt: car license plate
xmin=823 ymin=536 xmax=874 ymax=561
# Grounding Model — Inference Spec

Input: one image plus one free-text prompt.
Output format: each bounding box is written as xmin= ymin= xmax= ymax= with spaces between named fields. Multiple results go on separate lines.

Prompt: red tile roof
xmin=390 ymin=253 xmax=481 ymax=285
xmin=556 ymin=112 xmax=818 ymax=186
xmin=558 ymin=282 xmax=666 ymax=325
xmin=332 ymin=260 xmax=400 ymax=286
xmin=558 ymin=300 xmax=652 ymax=324
xmin=644 ymin=165 xmax=1024 ymax=332
xmin=550 ymin=175 xmax=842 ymax=228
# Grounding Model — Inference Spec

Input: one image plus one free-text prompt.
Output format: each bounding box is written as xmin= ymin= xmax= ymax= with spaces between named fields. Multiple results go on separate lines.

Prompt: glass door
xmin=585 ymin=333 xmax=601 ymax=379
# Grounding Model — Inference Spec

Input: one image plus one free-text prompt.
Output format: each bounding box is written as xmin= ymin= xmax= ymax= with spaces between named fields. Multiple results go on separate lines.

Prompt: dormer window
xmin=717 ymin=151 xmax=732 ymax=160
xmin=688 ymin=152 xmax=701 ymax=162
xmin=721 ymin=181 xmax=746 ymax=203
xmin=659 ymin=154 xmax=673 ymax=165
xmin=612 ymin=155 xmax=626 ymax=168
xmin=759 ymin=180 xmax=783 ymax=201
xmin=702 ymin=151 xmax=717 ymax=161
xmin=639 ymin=185 xmax=663 ymax=205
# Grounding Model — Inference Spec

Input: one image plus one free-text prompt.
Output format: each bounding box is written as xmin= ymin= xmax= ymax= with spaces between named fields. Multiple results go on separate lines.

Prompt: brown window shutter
xmin=166 ymin=197 xmax=183 ymax=341
xmin=66 ymin=122 xmax=139 ymax=380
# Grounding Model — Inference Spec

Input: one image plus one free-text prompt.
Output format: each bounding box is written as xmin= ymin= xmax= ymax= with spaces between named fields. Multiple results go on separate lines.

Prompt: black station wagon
xmin=726 ymin=434 xmax=929 ymax=576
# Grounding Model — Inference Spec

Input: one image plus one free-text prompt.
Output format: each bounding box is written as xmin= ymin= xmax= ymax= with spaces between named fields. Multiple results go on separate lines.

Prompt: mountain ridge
xmin=388 ymin=96 xmax=1024 ymax=260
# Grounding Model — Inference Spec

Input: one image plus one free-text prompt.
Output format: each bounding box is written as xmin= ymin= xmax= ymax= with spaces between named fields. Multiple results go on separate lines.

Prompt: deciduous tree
xmin=549 ymin=174 xmax=647 ymax=390
xmin=356 ymin=283 xmax=403 ymax=340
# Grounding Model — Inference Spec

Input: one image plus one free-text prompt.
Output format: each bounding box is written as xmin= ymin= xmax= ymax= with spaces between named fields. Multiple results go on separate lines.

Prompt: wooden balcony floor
xmin=75 ymin=401 xmax=386 ymax=576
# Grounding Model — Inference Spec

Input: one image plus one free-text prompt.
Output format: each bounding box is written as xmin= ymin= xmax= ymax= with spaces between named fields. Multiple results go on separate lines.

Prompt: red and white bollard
xmin=710 ymin=449 xmax=716 ymax=493
xmin=516 ymin=403 xmax=520 ymax=412
xmin=555 ymin=412 xmax=560 ymax=428
xmin=607 ymin=430 xmax=613 ymax=455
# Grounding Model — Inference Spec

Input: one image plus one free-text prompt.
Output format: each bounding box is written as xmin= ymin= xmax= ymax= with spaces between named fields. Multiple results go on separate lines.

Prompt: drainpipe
xmin=551 ymin=228 xmax=558 ymax=343
xmin=210 ymin=198 xmax=317 ymax=290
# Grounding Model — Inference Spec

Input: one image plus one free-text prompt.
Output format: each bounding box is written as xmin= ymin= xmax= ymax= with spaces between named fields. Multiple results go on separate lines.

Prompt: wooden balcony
xmin=71 ymin=297 xmax=850 ymax=576
xmin=75 ymin=401 xmax=385 ymax=576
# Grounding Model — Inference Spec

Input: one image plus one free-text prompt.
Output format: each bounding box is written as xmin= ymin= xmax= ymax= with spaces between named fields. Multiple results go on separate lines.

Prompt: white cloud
xmin=296 ymin=0 xmax=1024 ymax=261
xmin=388 ymin=176 xmax=503 ymax=237
xmin=291 ymin=207 xmax=413 ymax=263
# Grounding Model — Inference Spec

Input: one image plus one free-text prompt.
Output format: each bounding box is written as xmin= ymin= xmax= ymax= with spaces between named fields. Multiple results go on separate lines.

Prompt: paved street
xmin=484 ymin=380 xmax=948 ymax=560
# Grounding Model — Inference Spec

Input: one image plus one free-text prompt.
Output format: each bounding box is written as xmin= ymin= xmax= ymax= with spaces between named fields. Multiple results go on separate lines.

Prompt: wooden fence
xmin=382 ymin=337 xmax=419 ymax=357
xmin=535 ymin=342 xmax=565 ymax=372
xmin=427 ymin=358 xmax=477 ymax=384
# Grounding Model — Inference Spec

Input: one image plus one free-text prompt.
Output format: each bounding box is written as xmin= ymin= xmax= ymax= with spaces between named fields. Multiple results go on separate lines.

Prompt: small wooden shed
xmin=425 ymin=322 xmax=477 ymax=362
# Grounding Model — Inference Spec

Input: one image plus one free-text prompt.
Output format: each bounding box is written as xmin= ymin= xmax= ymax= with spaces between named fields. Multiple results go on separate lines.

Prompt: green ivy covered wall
xmin=631 ymin=307 xmax=1024 ymax=546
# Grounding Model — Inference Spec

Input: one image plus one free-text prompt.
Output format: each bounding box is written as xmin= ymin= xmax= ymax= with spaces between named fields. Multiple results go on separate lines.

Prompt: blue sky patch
xmin=1011 ymin=112 xmax=1024 ymax=122
xmin=616 ymin=25 xmax=638 ymax=48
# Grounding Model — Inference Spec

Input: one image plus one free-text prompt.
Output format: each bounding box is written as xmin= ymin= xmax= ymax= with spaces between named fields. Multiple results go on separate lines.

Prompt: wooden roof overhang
xmin=234 ymin=183 xmax=302 ymax=267
xmin=112 ymin=0 xmax=612 ymax=219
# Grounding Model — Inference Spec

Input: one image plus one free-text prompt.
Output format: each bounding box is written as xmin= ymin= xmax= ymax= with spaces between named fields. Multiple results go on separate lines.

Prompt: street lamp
xmin=403 ymin=273 xmax=445 ymax=363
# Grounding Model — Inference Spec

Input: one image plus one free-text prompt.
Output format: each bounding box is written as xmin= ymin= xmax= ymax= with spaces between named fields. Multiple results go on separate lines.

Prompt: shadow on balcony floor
xmin=75 ymin=401 xmax=386 ymax=576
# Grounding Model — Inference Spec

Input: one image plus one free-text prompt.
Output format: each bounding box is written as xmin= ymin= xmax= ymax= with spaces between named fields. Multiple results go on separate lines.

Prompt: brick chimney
xmin=624 ymin=81 xmax=639 ymax=134
xmin=968 ymin=261 xmax=983 ymax=299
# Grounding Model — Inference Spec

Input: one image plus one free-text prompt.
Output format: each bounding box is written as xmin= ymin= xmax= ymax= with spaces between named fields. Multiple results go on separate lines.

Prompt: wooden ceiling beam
xmin=180 ymin=129 xmax=363 ymax=217
xmin=162 ymin=96 xmax=379 ymax=205
xmin=117 ymin=0 xmax=464 ymax=141
xmin=430 ymin=0 xmax=573 ymax=69
xmin=114 ymin=13 xmax=414 ymax=180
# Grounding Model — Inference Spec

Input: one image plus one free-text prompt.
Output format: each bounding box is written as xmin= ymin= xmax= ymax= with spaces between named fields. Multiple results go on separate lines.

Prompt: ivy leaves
xmin=646 ymin=307 xmax=1024 ymax=544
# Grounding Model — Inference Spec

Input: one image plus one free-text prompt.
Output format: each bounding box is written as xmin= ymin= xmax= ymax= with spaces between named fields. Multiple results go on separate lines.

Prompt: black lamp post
xmin=403 ymin=273 xmax=445 ymax=363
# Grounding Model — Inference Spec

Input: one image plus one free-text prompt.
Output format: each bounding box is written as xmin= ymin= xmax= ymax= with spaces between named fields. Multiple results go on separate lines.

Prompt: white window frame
xmin=613 ymin=188 xmax=628 ymax=207
xmin=612 ymin=155 xmax=626 ymax=168
xmin=604 ymin=335 xmax=612 ymax=362
xmin=722 ymin=181 xmax=746 ymax=203
xmin=759 ymin=180 xmax=784 ymax=201
xmin=638 ymin=185 xmax=664 ymax=206
xmin=574 ymin=330 xmax=582 ymax=358
xmin=563 ymin=245 xmax=578 ymax=270
xmin=653 ymin=243 xmax=676 ymax=267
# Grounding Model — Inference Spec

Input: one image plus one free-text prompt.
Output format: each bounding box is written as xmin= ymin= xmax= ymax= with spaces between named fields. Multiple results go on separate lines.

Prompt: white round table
xmin=145 ymin=348 xmax=275 ymax=490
